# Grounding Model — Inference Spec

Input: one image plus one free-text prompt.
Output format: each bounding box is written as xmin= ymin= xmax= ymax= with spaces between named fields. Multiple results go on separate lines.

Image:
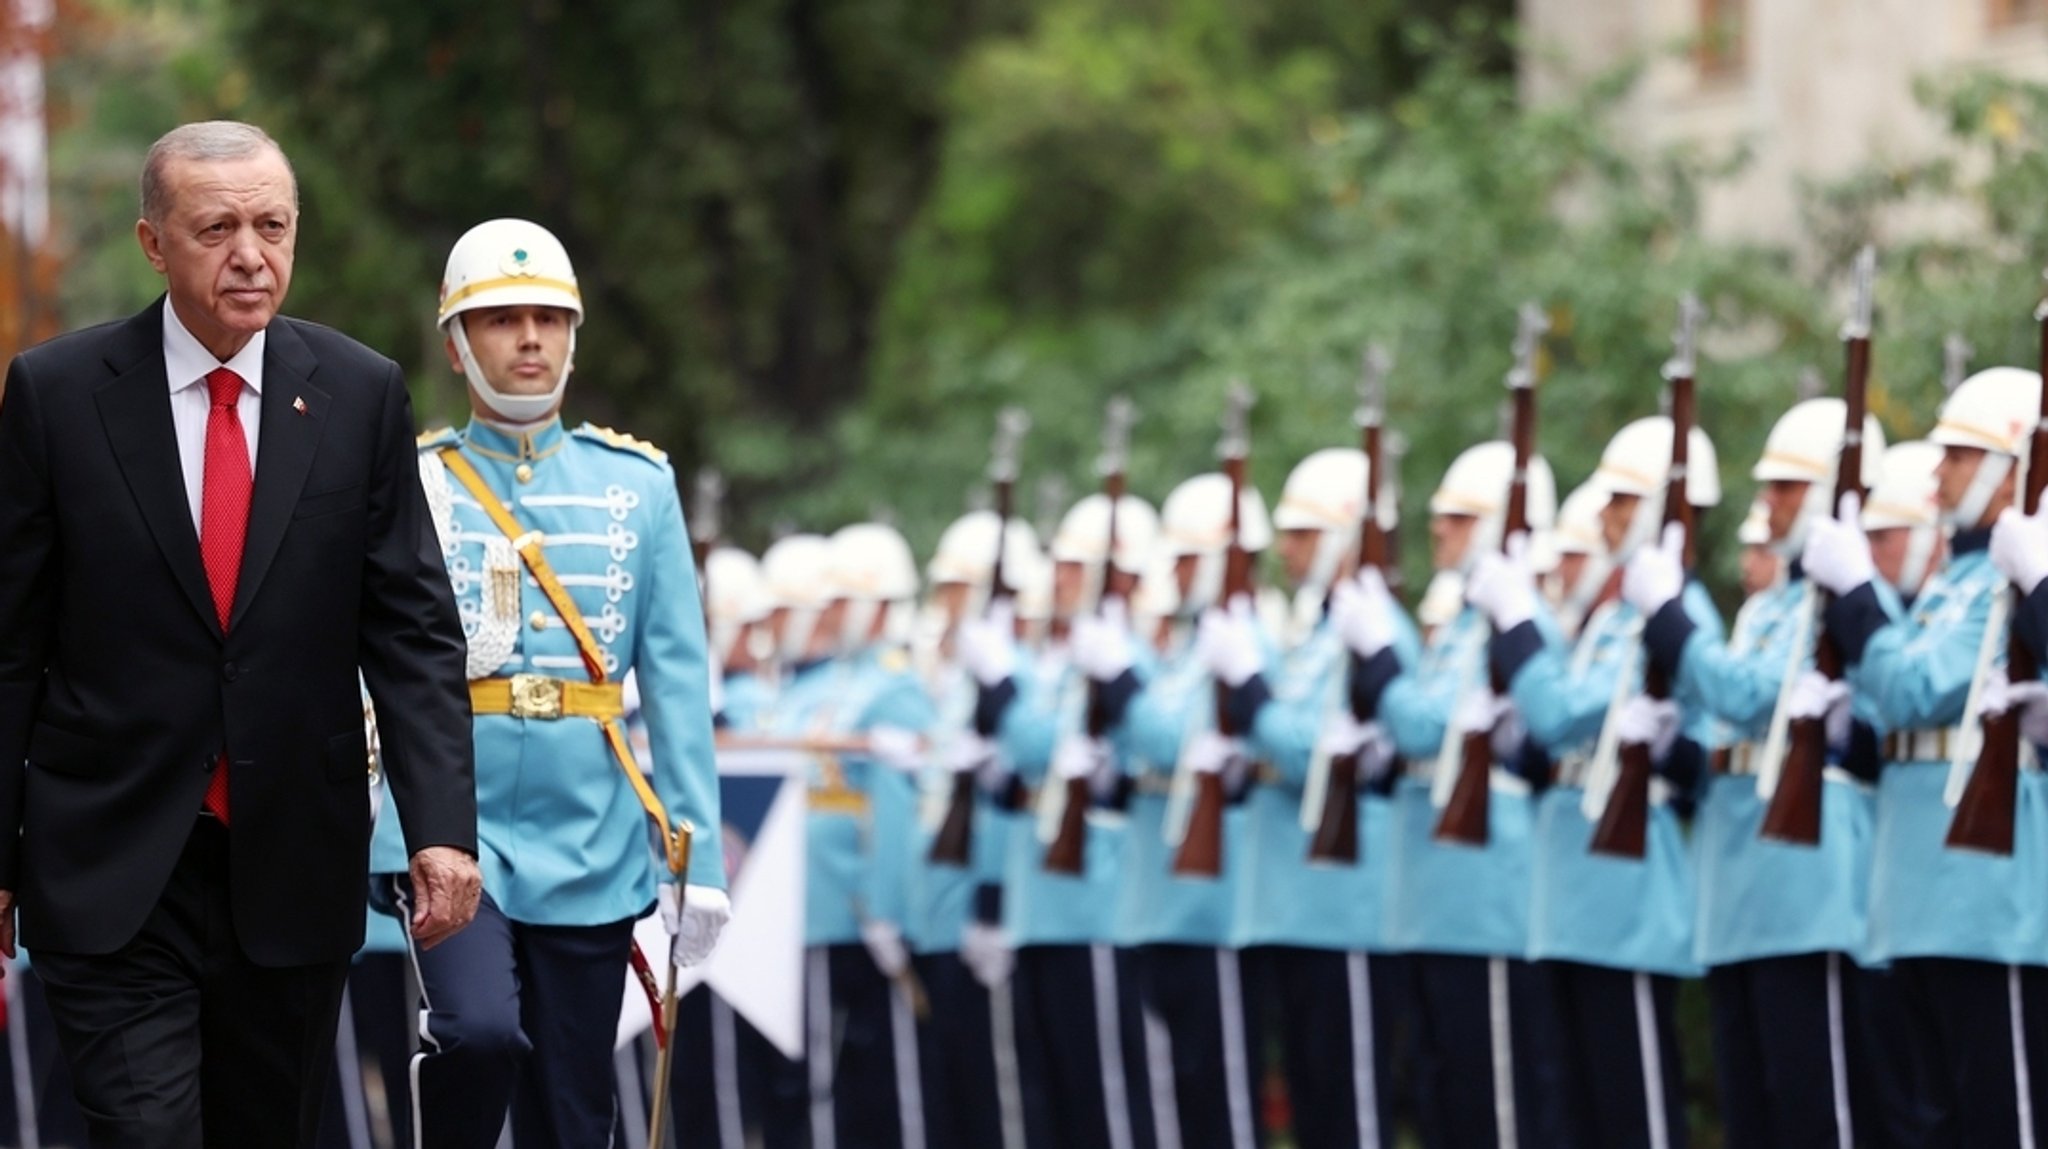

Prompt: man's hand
xmin=0 ymin=889 xmax=15 ymax=973
xmin=1332 ymin=569 xmax=1397 ymax=659
xmin=1801 ymin=493 xmax=1875 ymax=596
xmin=409 ymin=846 xmax=482 ymax=950
xmin=1622 ymin=523 xmax=1686 ymax=616
xmin=1466 ymin=532 xmax=1539 ymax=631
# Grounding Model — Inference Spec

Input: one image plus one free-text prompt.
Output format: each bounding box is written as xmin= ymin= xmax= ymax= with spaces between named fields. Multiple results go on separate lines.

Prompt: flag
xmin=0 ymin=0 xmax=51 ymax=251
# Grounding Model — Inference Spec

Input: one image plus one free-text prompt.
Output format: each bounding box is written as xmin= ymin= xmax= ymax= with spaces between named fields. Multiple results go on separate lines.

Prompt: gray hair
xmin=140 ymin=121 xmax=298 ymax=224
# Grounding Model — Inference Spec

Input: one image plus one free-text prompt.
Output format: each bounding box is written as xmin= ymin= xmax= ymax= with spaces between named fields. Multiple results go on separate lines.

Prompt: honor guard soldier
xmin=369 ymin=218 xmax=729 ymax=1148
xmin=1735 ymin=502 xmax=1783 ymax=597
xmin=1334 ymin=439 xmax=1569 ymax=1149
xmin=1079 ymin=472 xmax=1271 ymax=1149
xmin=1805 ymin=367 xmax=2048 ymax=1144
xmin=1619 ymin=396 xmax=1884 ymax=1147
xmin=1197 ymin=446 xmax=1420 ymax=1148
xmin=1543 ymin=480 xmax=1616 ymax=641
xmin=1494 ymin=417 xmax=1724 ymax=1149
xmin=762 ymin=521 xmax=938 ymax=1149
xmin=703 ymin=544 xmax=776 ymax=728
xmin=1862 ymin=441 xmax=1946 ymax=602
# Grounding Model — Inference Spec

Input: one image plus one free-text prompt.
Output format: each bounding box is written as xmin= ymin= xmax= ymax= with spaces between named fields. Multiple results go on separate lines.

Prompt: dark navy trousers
xmin=912 ymin=952 xmax=1006 ymax=1149
xmin=1405 ymin=953 xmax=1573 ymax=1149
xmin=1885 ymin=957 xmax=2048 ymax=1148
xmin=1013 ymin=944 xmax=1157 ymax=1149
xmin=1707 ymin=952 xmax=1860 ymax=1149
xmin=1129 ymin=943 xmax=1262 ymax=1149
xmin=1540 ymin=961 xmax=1686 ymax=1149
xmin=388 ymin=878 xmax=635 ymax=1149
xmin=1241 ymin=946 xmax=1404 ymax=1149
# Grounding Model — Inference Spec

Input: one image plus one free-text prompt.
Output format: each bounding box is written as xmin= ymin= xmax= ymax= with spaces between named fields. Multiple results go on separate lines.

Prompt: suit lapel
xmin=230 ymin=320 xmax=328 ymax=630
xmin=94 ymin=300 xmax=220 ymax=636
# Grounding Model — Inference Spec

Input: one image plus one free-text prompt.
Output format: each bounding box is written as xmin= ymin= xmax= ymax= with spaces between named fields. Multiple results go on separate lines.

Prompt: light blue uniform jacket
xmin=903 ymin=666 xmax=1007 ymax=955
xmin=1846 ymin=541 xmax=2048 ymax=966
xmin=1378 ymin=605 xmax=1538 ymax=958
xmin=1507 ymin=586 xmax=1720 ymax=977
xmin=1235 ymin=614 xmax=1421 ymax=951
xmin=370 ymin=418 xmax=724 ymax=924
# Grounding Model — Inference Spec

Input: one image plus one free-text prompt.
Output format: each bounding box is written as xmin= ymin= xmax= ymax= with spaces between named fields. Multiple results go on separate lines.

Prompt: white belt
xmin=1716 ymin=742 xmax=1763 ymax=777
xmin=1884 ymin=727 xmax=1962 ymax=763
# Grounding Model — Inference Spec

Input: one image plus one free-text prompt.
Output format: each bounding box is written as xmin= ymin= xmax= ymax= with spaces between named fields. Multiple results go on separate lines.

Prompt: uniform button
xmin=530 ymin=611 xmax=548 ymax=632
xmin=515 ymin=464 xmax=534 ymax=484
xmin=222 ymin=661 xmax=239 ymax=682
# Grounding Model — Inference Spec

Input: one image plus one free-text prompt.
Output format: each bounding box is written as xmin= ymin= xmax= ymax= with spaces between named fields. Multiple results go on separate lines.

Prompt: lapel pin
xmin=292 ymin=396 xmax=308 ymax=415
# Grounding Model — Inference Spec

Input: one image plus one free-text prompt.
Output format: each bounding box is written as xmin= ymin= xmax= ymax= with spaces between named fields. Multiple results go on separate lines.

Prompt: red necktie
xmin=200 ymin=367 xmax=252 ymax=824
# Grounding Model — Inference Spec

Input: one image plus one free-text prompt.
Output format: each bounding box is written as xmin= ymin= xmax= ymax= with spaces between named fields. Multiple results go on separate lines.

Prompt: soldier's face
xmin=1934 ymin=445 xmax=2015 ymax=522
xmin=450 ymin=305 xmax=573 ymax=395
xmin=1278 ymin=528 xmax=1321 ymax=586
xmin=1760 ymin=480 xmax=1809 ymax=541
xmin=932 ymin=582 xmax=970 ymax=627
xmin=1053 ymin=561 xmax=1087 ymax=616
xmin=1430 ymin=514 xmax=1476 ymax=572
xmin=137 ymin=150 xmax=297 ymax=361
xmin=1740 ymin=543 xmax=1781 ymax=597
xmin=1552 ymin=552 xmax=1588 ymax=598
xmin=1868 ymin=527 xmax=1909 ymax=588
xmin=1600 ymin=493 xmax=1641 ymax=551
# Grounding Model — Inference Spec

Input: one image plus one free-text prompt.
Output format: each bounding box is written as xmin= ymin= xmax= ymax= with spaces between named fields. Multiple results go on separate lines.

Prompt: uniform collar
xmin=465 ymin=415 xmax=567 ymax=465
xmin=1952 ymin=527 xmax=1992 ymax=557
xmin=162 ymin=301 xmax=265 ymax=396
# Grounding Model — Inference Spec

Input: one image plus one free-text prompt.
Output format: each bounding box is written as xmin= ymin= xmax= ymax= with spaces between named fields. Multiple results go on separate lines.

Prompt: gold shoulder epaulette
xmin=879 ymin=647 xmax=911 ymax=675
xmin=575 ymin=423 xmax=668 ymax=464
xmin=416 ymin=426 xmax=460 ymax=452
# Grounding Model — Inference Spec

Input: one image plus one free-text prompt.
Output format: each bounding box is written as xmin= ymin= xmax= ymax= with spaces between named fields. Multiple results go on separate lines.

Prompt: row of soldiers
xmin=688 ymin=331 xmax=2048 ymax=1148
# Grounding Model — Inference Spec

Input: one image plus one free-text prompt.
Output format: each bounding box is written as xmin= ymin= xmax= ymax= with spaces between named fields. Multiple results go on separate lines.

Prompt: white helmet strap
xmin=451 ymin=317 xmax=576 ymax=426
xmin=1900 ymin=525 xmax=1938 ymax=597
xmin=1946 ymin=452 xmax=2014 ymax=531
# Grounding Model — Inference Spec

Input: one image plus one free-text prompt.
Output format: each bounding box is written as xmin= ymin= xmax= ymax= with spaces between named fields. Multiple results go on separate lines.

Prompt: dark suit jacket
xmin=0 ymin=299 xmax=476 ymax=966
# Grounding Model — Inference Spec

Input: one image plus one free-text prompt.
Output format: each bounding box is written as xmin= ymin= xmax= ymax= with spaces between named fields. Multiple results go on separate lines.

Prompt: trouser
xmin=1406 ymin=952 xmax=1573 ymax=1149
xmin=1013 ymin=944 xmax=1155 ymax=1149
xmin=1848 ymin=961 xmax=1937 ymax=1149
xmin=912 ymin=951 xmax=1009 ymax=1149
xmin=1888 ymin=957 xmax=2048 ymax=1148
xmin=1707 ymin=952 xmax=1862 ymax=1149
xmin=765 ymin=943 xmax=908 ymax=1149
xmin=1129 ymin=943 xmax=1261 ymax=1149
xmin=0 ymin=962 xmax=91 ymax=1148
xmin=387 ymin=877 xmax=636 ymax=1149
xmin=317 ymin=952 xmax=413 ymax=1149
xmin=1241 ymin=946 xmax=1401 ymax=1149
xmin=1539 ymin=961 xmax=1686 ymax=1149
xmin=36 ymin=818 xmax=351 ymax=1149
xmin=670 ymin=985 xmax=792 ymax=1149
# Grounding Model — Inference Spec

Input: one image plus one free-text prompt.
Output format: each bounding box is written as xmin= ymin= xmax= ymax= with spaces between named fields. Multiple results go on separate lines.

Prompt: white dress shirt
xmin=162 ymin=303 xmax=264 ymax=533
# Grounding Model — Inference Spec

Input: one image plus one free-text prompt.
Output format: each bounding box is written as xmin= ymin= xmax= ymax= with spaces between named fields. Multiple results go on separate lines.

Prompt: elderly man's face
xmin=137 ymin=149 xmax=297 ymax=360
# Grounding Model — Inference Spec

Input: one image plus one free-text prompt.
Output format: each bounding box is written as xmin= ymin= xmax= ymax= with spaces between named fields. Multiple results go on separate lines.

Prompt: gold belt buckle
xmin=509 ymin=673 xmax=565 ymax=720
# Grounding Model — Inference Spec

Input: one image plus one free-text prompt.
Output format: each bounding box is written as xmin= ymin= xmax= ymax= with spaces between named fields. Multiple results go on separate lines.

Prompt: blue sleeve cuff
xmin=1656 ymin=736 xmax=1705 ymax=796
xmin=1824 ymin=582 xmax=1888 ymax=665
xmin=1349 ymin=649 xmax=1401 ymax=719
xmin=1843 ymin=720 xmax=1883 ymax=785
xmin=973 ymin=678 xmax=1018 ymax=738
xmin=1491 ymin=620 xmax=1545 ymax=686
xmin=2018 ymin=580 xmax=2048 ymax=669
xmin=1224 ymin=675 xmax=1271 ymax=736
xmin=1642 ymin=598 xmax=1697 ymax=679
xmin=1512 ymin=743 xmax=1553 ymax=794
xmin=1093 ymin=669 xmax=1142 ymax=730
xmin=973 ymin=882 xmax=1003 ymax=926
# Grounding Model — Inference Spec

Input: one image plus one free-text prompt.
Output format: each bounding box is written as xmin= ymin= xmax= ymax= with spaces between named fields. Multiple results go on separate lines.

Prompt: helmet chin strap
xmin=1774 ymin=481 xmax=1833 ymax=559
xmin=1899 ymin=526 xmax=1938 ymax=597
xmin=1944 ymin=452 xmax=2013 ymax=531
xmin=451 ymin=320 xmax=575 ymax=426
xmin=1182 ymin=550 xmax=1223 ymax=617
xmin=779 ymin=607 xmax=822 ymax=662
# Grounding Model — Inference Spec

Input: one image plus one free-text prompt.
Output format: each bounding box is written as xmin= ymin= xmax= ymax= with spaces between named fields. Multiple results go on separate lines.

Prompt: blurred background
xmin=5 ymin=0 xmax=2048 ymax=597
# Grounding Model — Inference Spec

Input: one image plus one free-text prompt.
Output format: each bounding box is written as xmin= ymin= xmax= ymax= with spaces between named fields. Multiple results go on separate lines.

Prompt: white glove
xmin=1195 ymin=597 xmax=1264 ymax=688
xmin=867 ymin=724 xmax=925 ymax=773
xmin=1071 ymin=599 xmax=1137 ymax=682
xmin=1622 ymin=523 xmax=1686 ymax=617
xmin=1315 ymin=710 xmax=1373 ymax=761
xmin=1991 ymin=505 xmax=2048 ymax=595
xmin=660 ymin=884 xmax=732 ymax=968
xmin=862 ymin=919 xmax=910 ymax=979
xmin=1332 ymin=568 xmax=1398 ymax=659
xmin=1801 ymin=493 xmax=1875 ymax=596
xmin=1455 ymin=692 xmax=1525 ymax=761
xmin=1615 ymin=695 xmax=1682 ymax=762
xmin=1180 ymin=730 xmax=1238 ymax=776
xmin=942 ymin=731 xmax=997 ymax=775
xmin=1787 ymin=670 xmax=1853 ymax=750
xmin=1052 ymin=735 xmax=1110 ymax=781
xmin=1466 ymin=533 xmax=1539 ymax=631
xmin=958 ymin=603 xmax=1019 ymax=687
xmin=959 ymin=922 xmax=1014 ymax=989
xmin=1977 ymin=671 xmax=2048 ymax=746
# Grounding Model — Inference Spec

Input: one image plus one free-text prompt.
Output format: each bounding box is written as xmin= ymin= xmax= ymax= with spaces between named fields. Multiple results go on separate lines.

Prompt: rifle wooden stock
xmin=1046 ymin=441 xmax=1129 ymax=875
xmin=1948 ymin=297 xmax=2048 ymax=853
xmin=1174 ymin=449 xmax=1250 ymax=879
xmin=1308 ymin=754 xmax=1362 ymax=861
xmin=1762 ymin=336 xmax=1870 ymax=846
xmin=1311 ymin=368 xmax=1388 ymax=865
xmin=1042 ymin=778 xmax=1094 ymax=875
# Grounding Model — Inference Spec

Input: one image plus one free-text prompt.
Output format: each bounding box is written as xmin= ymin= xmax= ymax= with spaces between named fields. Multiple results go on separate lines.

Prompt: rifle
xmin=1383 ymin=432 xmax=1408 ymax=602
xmin=1946 ymin=277 xmax=2048 ymax=854
xmin=1173 ymin=381 xmax=1256 ymax=878
xmin=1045 ymin=398 xmax=1137 ymax=875
xmin=1588 ymin=294 xmax=1703 ymax=859
xmin=1435 ymin=303 xmax=1548 ymax=846
xmin=931 ymin=407 xmax=1031 ymax=867
xmin=1761 ymin=246 xmax=1875 ymax=845
xmin=1307 ymin=346 xmax=1392 ymax=865
xmin=692 ymin=467 xmax=724 ymax=603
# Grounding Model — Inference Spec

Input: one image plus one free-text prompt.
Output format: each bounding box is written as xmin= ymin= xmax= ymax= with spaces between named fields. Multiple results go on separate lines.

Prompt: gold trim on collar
xmin=466 ymin=431 xmax=565 ymax=465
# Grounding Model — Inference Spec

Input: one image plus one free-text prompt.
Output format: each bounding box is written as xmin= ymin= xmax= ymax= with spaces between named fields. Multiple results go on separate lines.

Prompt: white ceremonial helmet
xmin=1274 ymin=447 xmax=1375 ymax=601
xmin=825 ymin=522 xmax=920 ymax=648
xmin=1131 ymin=547 xmax=1182 ymax=634
xmin=1428 ymin=440 xmax=1558 ymax=567
xmin=1863 ymin=439 xmax=1945 ymax=596
xmin=704 ymin=546 xmax=772 ymax=660
xmin=438 ymin=218 xmax=584 ymax=424
xmin=928 ymin=509 xmax=1045 ymax=615
xmin=1930 ymin=367 xmax=2044 ymax=529
xmin=1052 ymin=493 xmax=1161 ymax=614
xmin=1593 ymin=416 xmax=1722 ymax=558
xmin=1751 ymin=397 xmax=1887 ymax=551
xmin=1545 ymin=479 xmax=1613 ymax=632
xmin=1160 ymin=472 xmax=1273 ymax=613
xmin=762 ymin=532 xmax=832 ymax=659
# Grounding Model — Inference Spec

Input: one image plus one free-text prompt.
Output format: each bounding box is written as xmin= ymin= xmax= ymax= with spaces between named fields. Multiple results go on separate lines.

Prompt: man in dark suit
xmin=0 ymin=120 xmax=482 ymax=1148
